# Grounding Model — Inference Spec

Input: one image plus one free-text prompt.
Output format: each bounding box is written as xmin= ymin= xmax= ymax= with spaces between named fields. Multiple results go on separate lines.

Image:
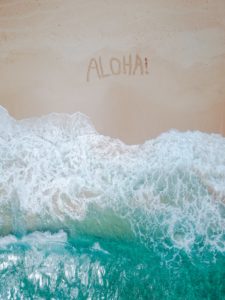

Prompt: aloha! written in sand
xmin=86 ymin=54 xmax=150 ymax=82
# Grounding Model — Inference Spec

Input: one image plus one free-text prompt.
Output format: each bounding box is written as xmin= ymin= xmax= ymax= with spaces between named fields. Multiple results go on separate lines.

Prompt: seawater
xmin=0 ymin=105 xmax=225 ymax=299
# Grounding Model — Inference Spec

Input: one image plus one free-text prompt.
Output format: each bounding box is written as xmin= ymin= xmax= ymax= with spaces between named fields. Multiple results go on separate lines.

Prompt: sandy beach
xmin=0 ymin=0 xmax=225 ymax=144
xmin=0 ymin=2 xmax=225 ymax=297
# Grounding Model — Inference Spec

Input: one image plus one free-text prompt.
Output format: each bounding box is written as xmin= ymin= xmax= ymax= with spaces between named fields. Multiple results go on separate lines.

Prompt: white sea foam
xmin=0 ymin=230 xmax=67 ymax=249
xmin=0 ymin=105 xmax=225 ymax=251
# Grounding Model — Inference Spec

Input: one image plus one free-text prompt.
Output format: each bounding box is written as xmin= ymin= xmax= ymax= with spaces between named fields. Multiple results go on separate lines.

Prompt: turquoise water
xmin=0 ymin=106 xmax=225 ymax=299
xmin=0 ymin=231 xmax=225 ymax=299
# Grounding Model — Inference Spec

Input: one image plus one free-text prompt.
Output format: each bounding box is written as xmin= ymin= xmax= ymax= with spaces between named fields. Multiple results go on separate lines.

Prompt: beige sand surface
xmin=0 ymin=0 xmax=225 ymax=144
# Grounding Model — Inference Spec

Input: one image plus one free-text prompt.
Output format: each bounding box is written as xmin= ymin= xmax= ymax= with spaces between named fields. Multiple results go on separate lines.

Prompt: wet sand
xmin=0 ymin=0 xmax=225 ymax=144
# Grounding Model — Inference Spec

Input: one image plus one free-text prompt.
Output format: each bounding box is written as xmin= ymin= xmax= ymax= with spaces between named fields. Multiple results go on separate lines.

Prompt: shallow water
xmin=0 ymin=106 xmax=225 ymax=299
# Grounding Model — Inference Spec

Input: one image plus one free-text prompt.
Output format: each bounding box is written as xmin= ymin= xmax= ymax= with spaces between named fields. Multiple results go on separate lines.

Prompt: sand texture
xmin=0 ymin=0 xmax=225 ymax=143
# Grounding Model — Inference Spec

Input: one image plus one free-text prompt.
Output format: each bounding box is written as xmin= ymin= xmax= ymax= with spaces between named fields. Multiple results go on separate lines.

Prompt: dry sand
xmin=0 ymin=0 xmax=225 ymax=144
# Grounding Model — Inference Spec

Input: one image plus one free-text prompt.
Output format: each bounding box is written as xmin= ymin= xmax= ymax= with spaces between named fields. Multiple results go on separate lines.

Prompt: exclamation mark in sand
xmin=144 ymin=57 xmax=149 ymax=74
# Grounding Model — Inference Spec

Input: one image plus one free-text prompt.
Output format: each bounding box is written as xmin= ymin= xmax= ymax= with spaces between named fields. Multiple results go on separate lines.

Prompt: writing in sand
xmin=86 ymin=54 xmax=150 ymax=82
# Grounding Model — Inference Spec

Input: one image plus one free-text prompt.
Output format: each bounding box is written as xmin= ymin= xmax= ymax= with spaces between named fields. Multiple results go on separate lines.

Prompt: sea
xmin=0 ymin=105 xmax=225 ymax=299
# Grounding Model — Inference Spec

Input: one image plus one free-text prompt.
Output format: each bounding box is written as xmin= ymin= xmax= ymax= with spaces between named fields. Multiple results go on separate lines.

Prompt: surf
xmin=0 ymin=105 xmax=225 ymax=299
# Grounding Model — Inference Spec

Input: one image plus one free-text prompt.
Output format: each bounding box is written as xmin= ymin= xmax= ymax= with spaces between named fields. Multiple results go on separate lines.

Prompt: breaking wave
xmin=0 ymin=105 xmax=225 ymax=299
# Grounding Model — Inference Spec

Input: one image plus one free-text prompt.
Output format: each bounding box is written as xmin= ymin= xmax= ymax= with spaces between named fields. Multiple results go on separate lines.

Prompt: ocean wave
xmin=0 ymin=105 xmax=225 ymax=253
xmin=0 ymin=105 xmax=225 ymax=299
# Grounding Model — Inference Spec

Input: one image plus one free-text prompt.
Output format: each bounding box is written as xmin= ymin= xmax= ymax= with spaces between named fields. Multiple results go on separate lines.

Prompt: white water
xmin=0 ymin=105 xmax=225 ymax=252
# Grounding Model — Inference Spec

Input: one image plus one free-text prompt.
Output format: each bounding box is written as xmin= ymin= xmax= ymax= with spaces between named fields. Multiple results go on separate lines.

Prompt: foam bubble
xmin=0 ymin=105 xmax=225 ymax=252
